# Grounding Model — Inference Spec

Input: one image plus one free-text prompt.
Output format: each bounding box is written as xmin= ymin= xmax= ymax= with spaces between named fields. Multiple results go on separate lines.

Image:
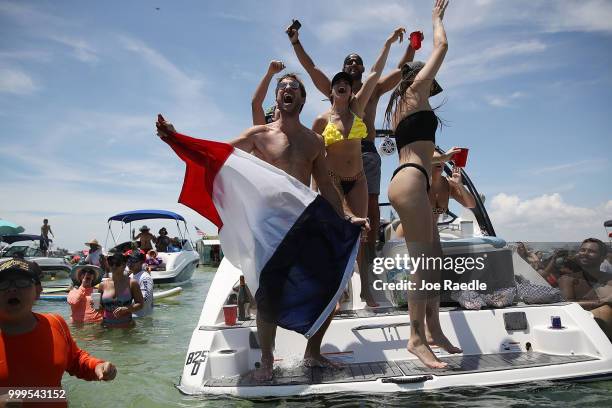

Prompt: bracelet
xmin=345 ymin=215 xmax=354 ymax=222
xmin=291 ymin=40 xmax=300 ymax=46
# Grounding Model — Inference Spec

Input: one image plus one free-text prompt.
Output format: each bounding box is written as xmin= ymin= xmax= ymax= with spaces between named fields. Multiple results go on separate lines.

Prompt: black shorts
xmin=40 ymin=238 xmax=49 ymax=251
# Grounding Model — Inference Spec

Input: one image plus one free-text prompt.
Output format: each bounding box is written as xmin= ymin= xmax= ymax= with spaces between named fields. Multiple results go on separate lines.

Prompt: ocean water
xmin=33 ymin=266 xmax=612 ymax=407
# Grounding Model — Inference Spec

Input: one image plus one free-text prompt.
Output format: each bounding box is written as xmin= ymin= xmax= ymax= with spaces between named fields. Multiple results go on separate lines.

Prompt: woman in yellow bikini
xmin=312 ymin=27 xmax=405 ymax=305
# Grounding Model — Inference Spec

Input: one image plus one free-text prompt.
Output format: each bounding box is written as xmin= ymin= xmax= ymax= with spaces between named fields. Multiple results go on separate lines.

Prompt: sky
xmin=1 ymin=0 xmax=611 ymax=251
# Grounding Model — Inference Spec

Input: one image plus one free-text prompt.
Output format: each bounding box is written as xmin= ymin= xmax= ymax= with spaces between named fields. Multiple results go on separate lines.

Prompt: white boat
xmin=195 ymin=238 xmax=223 ymax=267
xmin=177 ymin=158 xmax=612 ymax=397
xmin=0 ymin=234 xmax=71 ymax=278
xmin=106 ymin=210 xmax=199 ymax=285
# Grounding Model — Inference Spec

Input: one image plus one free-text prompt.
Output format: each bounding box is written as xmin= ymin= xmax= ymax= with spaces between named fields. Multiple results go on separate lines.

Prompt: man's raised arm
xmin=286 ymin=22 xmax=332 ymax=96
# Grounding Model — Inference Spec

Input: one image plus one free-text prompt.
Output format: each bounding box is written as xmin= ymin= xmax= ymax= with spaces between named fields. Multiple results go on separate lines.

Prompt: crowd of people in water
xmin=2 ymin=0 xmax=611 ymax=402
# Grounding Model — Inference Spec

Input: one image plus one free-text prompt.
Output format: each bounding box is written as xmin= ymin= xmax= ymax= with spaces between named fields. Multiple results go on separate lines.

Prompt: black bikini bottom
xmin=329 ymin=170 xmax=363 ymax=195
xmin=391 ymin=163 xmax=430 ymax=192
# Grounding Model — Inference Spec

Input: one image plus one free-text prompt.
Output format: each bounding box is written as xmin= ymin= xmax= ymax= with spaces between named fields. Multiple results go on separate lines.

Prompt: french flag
xmin=159 ymin=119 xmax=360 ymax=338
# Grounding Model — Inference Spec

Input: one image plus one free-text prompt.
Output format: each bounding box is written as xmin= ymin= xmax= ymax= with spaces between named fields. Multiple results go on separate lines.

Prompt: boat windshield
xmin=2 ymin=245 xmax=42 ymax=258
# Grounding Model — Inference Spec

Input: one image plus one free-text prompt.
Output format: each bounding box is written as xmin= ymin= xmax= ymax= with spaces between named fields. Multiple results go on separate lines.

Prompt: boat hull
xmin=177 ymin=301 xmax=612 ymax=397
xmin=150 ymin=250 xmax=199 ymax=285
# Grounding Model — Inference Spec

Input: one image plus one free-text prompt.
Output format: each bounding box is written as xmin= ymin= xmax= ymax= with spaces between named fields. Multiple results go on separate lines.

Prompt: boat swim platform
xmin=203 ymin=352 xmax=597 ymax=387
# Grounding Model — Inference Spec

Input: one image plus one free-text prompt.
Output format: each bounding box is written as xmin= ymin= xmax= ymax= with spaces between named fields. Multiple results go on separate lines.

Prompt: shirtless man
xmin=40 ymin=219 xmax=54 ymax=256
xmin=559 ymin=238 xmax=612 ymax=340
xmin=133 ymin=226 xmax=157 ymax=253
xmin=287 ymin=23 xmax=417 ymax=306
xmin=157 ymin=73 xmax=368 ymax=380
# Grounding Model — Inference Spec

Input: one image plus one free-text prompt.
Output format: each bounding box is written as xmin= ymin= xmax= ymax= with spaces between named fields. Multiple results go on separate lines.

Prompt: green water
xmin=33 ymin=267 xmax=611 ymax=407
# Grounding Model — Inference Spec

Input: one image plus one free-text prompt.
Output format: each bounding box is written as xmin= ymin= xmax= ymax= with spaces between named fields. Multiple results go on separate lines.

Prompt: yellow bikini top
xmin=322 ymin=111 xmax=367 ymax=147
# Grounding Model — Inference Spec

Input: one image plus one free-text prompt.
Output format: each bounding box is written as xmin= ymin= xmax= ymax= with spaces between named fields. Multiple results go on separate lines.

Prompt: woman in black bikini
xmin=384 ymin=0 xmax=461 ymax=369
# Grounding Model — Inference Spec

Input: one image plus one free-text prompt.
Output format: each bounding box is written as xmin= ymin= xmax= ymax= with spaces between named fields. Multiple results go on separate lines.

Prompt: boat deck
xmin=204 ymin=352 xmax=597 ymax=387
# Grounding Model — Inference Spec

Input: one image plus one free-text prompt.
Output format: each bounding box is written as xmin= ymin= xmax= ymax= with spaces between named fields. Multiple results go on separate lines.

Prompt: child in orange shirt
xmin=0 ymin=258 xmax=116 ymax=406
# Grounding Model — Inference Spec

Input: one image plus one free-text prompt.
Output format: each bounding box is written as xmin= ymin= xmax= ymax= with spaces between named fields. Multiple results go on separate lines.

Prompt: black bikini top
xmin=394 ymin=110 xmax=438 ymax=151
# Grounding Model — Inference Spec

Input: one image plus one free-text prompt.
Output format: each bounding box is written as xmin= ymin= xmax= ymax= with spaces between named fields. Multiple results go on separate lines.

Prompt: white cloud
xmin=484 ymin=91 xmax=526 ymax=108
xmin=0 ymin=67 xmax=37 ymax=94
xmin=489 ymin=193 xmax=612 ymax=241
xmin=528 ymin=159 xmax=609 ymax=176
xmin=442 ymin=41 xmax=548 ymax=87
xmin=47 ymin=35 xmax=99 ymax=63
xmin=545 ymin=0 xmax=612 ymax=33
xmin=0 ymin=50 xmax=52 ymax=62
xmin=314 ymin=2 xmax=417 ymax=43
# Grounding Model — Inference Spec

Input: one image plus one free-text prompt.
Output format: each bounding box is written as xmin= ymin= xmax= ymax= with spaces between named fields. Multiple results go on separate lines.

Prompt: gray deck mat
xmin=204 ymin=352 xmax=597 ymax=387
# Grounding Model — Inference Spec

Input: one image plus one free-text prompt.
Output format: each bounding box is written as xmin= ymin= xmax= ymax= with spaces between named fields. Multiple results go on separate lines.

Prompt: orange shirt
xmin=67 ymin=286 xmax=103 ymax=323
xmin=0 ymin=313 xmax=104 ymax=389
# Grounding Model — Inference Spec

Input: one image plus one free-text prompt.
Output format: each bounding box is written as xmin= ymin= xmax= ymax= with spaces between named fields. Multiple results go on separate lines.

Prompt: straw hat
xmin=84 ymin=238 xmax=100 ymax=247
xmin=71 ymin=264 xmax=103 ymax=286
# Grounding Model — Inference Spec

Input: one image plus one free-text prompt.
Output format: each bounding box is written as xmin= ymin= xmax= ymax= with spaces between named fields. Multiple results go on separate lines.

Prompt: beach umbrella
xmin=0 ymin=219 xmax=25 ymax=237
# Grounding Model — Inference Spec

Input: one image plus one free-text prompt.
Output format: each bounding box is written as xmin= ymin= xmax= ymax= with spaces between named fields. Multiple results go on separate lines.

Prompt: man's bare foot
xmin=426 ymin=332 xmax=463 ymax=354
xmin=360 ymin=292 xmax=380 ymax=308
xmin=407 ymin=337 xmax=448 ymax=369
xmin=303 ymin=353 xmax=343 ymax=369
xmin=253 ymin=357 xmax=273 ymax=381
xmin=365 ymin=299 xmax=380 ymax=307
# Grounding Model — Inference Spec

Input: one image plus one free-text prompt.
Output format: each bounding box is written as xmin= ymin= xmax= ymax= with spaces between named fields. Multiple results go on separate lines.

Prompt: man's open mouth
xmin=8 ymin=297 xmax=20 ymax=306
xmin=338 ymin=86 xmax=346 ymax=94
xmin=283 ymin=94 xmax=294 ymax=104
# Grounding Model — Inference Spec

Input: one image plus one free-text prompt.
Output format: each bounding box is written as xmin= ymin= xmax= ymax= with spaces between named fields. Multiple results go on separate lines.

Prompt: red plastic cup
xmin=452 ymin=148 xmax=469 ymax=167
xmin=223 ymin=305 xmax=238 ymax=326
xmin=410 ymin=31 xmax=423 ymax=50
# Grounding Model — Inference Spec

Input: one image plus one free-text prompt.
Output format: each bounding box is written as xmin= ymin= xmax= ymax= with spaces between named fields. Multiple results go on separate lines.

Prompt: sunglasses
xmin=0 ymin=278 xmax=35 ymax=291
xmin=277 ymin=81 xmax=300 ymax=91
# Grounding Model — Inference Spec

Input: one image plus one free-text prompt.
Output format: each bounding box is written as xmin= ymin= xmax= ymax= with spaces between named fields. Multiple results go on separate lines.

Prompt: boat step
xmin=204 ymin=352 xmax=597 ymax=387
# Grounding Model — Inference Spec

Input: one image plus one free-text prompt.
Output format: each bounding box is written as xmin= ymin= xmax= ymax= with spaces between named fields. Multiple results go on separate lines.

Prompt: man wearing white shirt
xmin=126 ymin=250 xmax=154 ymax=317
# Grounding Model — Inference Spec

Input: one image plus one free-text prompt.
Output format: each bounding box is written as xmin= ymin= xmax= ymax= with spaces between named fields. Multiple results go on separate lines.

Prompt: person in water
xmin=156 ymin=74 xmax=368 ymax=380
xmin=252 ymin=60 xmax=285 ymax=125
xmin=98 ymin=251 xmax=144 ymax=328
xmin=384 ymin=0 xmax=462 ymax=368
xmin=0 ymin=259 xmax=116 ymax=397
xmin=67 ymin=265 xmax=103 ymax=324
xmin=288 ymin=21 xmax=418 ymax=307
xmin=127 ymin=249 xmax=154 ymax=318
xmin=558 ymin=238 xmax=612 ymax=340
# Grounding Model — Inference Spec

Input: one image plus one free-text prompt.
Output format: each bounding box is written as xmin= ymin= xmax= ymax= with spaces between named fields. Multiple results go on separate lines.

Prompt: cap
xmin=331 ymin=71 xmax=353 ymax=88
xmin=0 ymin=259 xmax=42 ymax=282
xmin=139 ymin=225 xmax=150 ymax=232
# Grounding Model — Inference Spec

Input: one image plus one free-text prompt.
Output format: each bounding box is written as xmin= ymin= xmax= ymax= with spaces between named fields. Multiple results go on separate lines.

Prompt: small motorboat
xmin=177 ymin=156 xmax=612 ymax=397
xmin=0 ymin=234 xmax=71 ymax=279
xmin=106 ymin=210 xmax=199 ymax=286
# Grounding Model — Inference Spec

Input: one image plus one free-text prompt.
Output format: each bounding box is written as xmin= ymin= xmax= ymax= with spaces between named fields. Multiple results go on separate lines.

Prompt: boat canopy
xmin=605 ymin=220 xmax=612 ymax=228
xmin=108 ymin=209 xmax=186 ymax=223
xmin=0 ymin=234 xmax=48 ymax=244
